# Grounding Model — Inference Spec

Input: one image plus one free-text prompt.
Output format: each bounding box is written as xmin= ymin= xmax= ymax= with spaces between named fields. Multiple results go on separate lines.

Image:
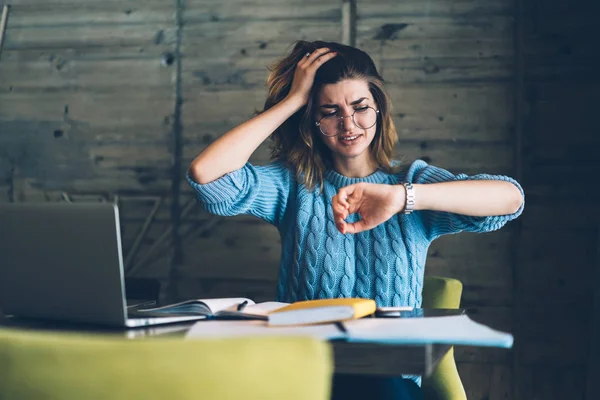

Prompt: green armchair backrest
xmin=0 ymin=329 xmax=333 ymax=400
xmin=421 ymin=276 xmax=468 ymax=400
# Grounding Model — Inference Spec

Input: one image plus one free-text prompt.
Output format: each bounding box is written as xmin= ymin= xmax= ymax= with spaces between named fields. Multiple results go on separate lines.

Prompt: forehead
xmin=317 ymin=79 xmax=372 ymax=104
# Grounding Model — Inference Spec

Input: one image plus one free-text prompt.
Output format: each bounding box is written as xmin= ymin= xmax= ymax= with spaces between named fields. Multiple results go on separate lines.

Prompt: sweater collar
xmin=325 ymin=168 xmax=390 ymax=189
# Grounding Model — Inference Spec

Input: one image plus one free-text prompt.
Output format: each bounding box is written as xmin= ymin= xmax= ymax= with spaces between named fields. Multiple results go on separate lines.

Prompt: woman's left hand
xmin=332 ymin=183 xmax=406 ymax=234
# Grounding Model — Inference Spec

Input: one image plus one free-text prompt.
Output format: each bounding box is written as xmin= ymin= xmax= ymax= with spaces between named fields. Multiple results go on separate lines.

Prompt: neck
xmin=332 ymin=155 xmax=378 ymax=178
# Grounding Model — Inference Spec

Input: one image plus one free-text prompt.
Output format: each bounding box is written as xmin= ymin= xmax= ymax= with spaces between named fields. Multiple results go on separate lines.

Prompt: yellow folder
xmin=268 ymin=298 xmax=376 ymax=326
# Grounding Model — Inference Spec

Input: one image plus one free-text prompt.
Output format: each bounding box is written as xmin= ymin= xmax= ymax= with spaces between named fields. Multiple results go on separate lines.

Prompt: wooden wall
xmin=515 ymin=0 xmax=600 ymax=399
xmin=0 ymin=0 xmax=597 ymax=398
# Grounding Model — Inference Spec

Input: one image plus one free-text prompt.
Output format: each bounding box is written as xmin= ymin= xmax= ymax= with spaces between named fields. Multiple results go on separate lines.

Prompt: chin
xmin=335 ymin=147 xmax=368 ymax=159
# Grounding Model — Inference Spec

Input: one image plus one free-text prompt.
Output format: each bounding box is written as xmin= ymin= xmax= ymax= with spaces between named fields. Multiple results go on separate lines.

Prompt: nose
xmin=340 ymin=114 xmax=355 ymax=132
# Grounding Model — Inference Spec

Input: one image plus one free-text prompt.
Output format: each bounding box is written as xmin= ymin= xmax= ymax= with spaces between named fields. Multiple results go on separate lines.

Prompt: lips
xmin=338 ymin=133 xmax=362 ymax=142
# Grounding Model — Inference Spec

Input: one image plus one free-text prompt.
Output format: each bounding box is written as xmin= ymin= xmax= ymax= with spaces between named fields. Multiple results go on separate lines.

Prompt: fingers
xmin=333 ymin=184 xmax=362 ymax=234
xmin=332 ymin=194 xmax=349 ymax=232
xmin=332 ymin=195 xmax=348 ymax=217
xmin=343 ymin=219 xmax=369 ymax=234
xmin=335 ymin=191 xmax=349 ymax=210
xmin=299 ymin=47 xmax=336 ymax=69
xmin=308 ymin=50 xmax=337 ymax=69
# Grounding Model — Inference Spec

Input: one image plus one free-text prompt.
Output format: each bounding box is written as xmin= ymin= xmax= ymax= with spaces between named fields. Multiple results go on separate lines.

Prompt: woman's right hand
xmin=286 ymin=47 xmax=337 ymax=106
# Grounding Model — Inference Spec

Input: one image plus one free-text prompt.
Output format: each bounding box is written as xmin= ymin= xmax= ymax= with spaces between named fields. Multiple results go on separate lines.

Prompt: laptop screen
xmin=0 ymin=203 xmax=129 ymax=326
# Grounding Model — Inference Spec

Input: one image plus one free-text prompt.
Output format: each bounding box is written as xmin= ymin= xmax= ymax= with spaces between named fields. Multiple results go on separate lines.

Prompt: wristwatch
xmin=402 ymin=182 xmax=415 ymax=215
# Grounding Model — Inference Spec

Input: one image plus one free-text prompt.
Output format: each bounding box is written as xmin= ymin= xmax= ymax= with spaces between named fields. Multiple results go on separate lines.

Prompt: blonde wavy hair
xmin=264 ymin=40 xmax=399 ymax=190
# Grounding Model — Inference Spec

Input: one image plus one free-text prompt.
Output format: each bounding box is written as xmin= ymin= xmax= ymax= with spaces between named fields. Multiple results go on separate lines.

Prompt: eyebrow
xmin=320 ymin=97 xmax=368 ymax=109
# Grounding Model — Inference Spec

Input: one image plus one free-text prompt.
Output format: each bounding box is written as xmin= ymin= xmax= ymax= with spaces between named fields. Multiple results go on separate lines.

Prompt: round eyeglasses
xmin=315 ymin=106 xmax=379 ymax=137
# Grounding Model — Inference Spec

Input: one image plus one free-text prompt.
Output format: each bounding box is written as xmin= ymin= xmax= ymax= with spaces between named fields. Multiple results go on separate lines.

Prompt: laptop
xmin=0 ymin=202 xmax=204 ymax=328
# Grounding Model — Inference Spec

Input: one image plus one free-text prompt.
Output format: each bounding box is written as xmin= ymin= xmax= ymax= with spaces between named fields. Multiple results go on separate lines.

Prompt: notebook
xmin=0 ymin=202 xmax=204 ymax=328
xmin=268 ymin=298 xmax=376 ymax=326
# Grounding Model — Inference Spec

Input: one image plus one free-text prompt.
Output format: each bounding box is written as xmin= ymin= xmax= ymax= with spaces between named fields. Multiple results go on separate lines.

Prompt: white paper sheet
xmin=184 ymin=320 xmax=345 ymax=341
xmin=344 ymin=315 xmax=514 ymax=348
xmin=243 ymin=301 xmax=288 ymax=316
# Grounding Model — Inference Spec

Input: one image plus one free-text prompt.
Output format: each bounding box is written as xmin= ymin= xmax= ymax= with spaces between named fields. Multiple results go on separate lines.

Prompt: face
xmin=315 ymin=78 xmax=378 ymax=165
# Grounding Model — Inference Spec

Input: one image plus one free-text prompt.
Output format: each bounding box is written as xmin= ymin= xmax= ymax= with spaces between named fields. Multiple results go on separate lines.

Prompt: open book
xmin=135 ymin=298 xmax=288 ymax=320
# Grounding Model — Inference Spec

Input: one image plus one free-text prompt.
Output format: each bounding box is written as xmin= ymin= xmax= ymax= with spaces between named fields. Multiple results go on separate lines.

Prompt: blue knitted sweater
xmin=187 ymin=160 xmax=524 ymax=307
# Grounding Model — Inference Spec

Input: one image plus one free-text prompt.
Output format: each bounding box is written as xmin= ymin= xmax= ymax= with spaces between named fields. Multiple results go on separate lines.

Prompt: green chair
xmin=421 ymin=276 xmax=467 ymax=400
xmin=0 ymin=328 xmax=333 ymax=400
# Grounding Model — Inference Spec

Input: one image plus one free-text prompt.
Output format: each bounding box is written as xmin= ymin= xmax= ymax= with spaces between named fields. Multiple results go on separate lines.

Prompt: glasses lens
xmin=318 ymin=115 xmax=341 ymax=137
xmin=318 ymin=107 xmax=378 ymax=137
xmin=353 ymin=107 xmax=377 ymax=130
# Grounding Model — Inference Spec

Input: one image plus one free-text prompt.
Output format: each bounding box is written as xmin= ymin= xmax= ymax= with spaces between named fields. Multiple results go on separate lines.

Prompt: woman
xmin=188 ymin=40 xmax=524 ymax=400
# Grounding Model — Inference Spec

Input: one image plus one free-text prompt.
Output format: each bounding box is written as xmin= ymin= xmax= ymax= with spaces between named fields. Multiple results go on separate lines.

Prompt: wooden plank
xmin=457 ymin=362 xmax=493 ymax=400
xmin=524 ymin=14 xmax=597 ymax=38
xmin=0 ymin=45 xmax=173 ymax=63
xmin=488 ymin=363 xmax=513 ymax=400
xmin=380 ymin=58 xmax=513 ymax=85
xmin=516 ymin=229 xmax=596 ymax=297
xmin=180 ymin=88 xmax=267 ymax=125
xmin=181 ymin=20 xmax=340 ymax=50
xmin=3 ymin=2 xmax=175 ymax=50
xmin=393 ymin=141 xmax=514 ymax=174
xmin=5 ymin=2 xmax=173 ymax=26
xmin=184 ymin=0 xmax=341 ymax=22
xmin=361 ymin=37 xmax=513 ymax=60
xmin=521 ymin=182 xmax=600 ymax=207
xmin=516 ymin=305 xmax=591 ymax=366
xmin=167 ymin=276 xmax=277 ymax=304
xmin=526 ymin=0 xmax=599 ymax=16
xmin=524 ymin=58 xmax=599 ymax=82
xmin=462 ymin=285 xmax=513 ymax=307
xmin=519 ymin=366 xmax=586 ymax=400
xmin=0 ymin=55 xmax=174 ymax=90
xmin=586 ymin=224 xmax=600 ymax=400
xmin=426 ymin=231 xmax=513 ymax=288
xmin=7 ymin=0 xmax=172 ymax=6
xmin=0 ymin=5 xmax=9 ymax=59
xmin=386 ymin=84 xmax=514 ymax=132
xmin=526 ymin=83 xmax=600 ymax=136
xmin=180 ymin=216 xmax=280 ymax=281
xmin=521 ymin=205 xmax=600 ymax=230
xmin=5 ymin=24 xmax=175 ymax=50
xmin=0 ymin=91 xmax=173 ymax=122
xmin=357 ymin=15 xmax=513 ymax=41
xmin=357 ymin=0 xmax=514 ymax=16
xmin=457 ymin=362 xmax=513 ymax=400
xmin=524 ymin=36 xmax=598 ymax=59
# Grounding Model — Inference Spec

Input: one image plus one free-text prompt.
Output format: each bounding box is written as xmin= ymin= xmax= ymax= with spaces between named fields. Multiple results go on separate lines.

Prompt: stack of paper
xmin=185 ymin=314 xmax=514 ymax=348
xmin=344 ymin=315 xmax=514 ymax=348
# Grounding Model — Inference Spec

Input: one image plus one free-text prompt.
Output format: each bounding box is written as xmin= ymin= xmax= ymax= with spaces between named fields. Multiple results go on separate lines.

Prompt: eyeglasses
xmin=315 ymin=106 xmax=379 ymax=137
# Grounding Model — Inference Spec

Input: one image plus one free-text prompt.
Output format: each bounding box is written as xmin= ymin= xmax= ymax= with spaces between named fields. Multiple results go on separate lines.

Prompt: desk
xmin=0 ymin=309 xmax=460 ymax=377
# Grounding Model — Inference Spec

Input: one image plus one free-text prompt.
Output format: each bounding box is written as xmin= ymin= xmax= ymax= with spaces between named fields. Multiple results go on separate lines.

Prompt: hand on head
xmin=286 ymin=47 xmax=337 ymax=106
xmin=332 ymin=183 xmax=406 ymax=234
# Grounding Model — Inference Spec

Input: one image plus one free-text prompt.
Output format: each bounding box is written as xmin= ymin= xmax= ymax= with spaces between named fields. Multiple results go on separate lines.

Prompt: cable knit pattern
xmin=320 ymin=184 xmax=341 ymax=299
xmin=340 ymin=229 xmax=355 ymax=298
xmin=372 ymin=224 xmax=390 ymax=306
xmin=187 ymin=159 xmax=525 ymax=308
xmin=303 ymin=197 xmax=325 ymax=300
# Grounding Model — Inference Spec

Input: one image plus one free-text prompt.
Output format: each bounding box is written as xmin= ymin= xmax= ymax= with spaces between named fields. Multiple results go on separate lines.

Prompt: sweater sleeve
xmin=405 ymin=160 xmax=525 ymax=241
xmin=186 ymin=162 xmax=292 ymax=227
